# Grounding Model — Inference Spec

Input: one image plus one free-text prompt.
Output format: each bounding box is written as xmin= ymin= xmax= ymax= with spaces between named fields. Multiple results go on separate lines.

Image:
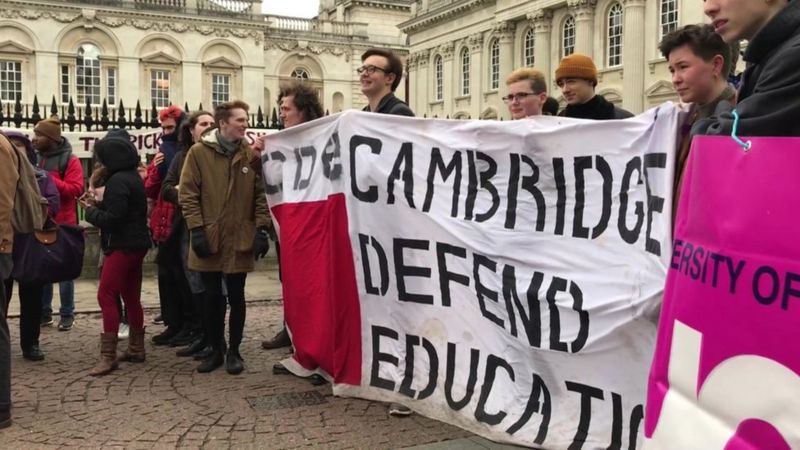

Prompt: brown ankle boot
xmin=118 ymin=327 xmax=146 ymax=363
xmin=89 ymin=333 xmax=119 ymax=376
xmin=261 ymin=327 xmax=291 ymax=350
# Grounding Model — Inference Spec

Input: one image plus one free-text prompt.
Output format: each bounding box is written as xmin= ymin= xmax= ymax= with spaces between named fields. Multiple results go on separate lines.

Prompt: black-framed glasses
xmin=502 ymin=92 xmax=541 ymax=103
xmin=356 ymin=65 xmax=388 ymax=75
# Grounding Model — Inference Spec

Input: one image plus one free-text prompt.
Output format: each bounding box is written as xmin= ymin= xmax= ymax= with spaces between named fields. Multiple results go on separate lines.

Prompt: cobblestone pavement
xmin=0 ymin=301 xmax=470 ymax=449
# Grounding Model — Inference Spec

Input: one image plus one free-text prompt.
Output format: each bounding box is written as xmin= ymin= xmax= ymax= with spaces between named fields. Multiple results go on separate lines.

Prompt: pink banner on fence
xmin=644 ymin=136 xmax=800 ymax=449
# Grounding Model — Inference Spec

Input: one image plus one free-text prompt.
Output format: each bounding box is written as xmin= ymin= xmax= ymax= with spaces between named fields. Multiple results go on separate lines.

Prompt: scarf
xmin=563 ymin=95 xmax=616 ymax=120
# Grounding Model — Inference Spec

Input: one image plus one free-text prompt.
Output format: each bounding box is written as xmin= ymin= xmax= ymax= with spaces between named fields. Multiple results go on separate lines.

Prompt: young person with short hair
xmin=180 ymin=101 xmax=271 ymax=375
xmin=504 ymin=68 xmax=549 ymax=119
xmin=659 ymin=24 xmax=736 ymax=214
xmin=555 ymin=53 xmax=633 ymax=120
xmin=359 ymin=48 xmax=414 ymax=117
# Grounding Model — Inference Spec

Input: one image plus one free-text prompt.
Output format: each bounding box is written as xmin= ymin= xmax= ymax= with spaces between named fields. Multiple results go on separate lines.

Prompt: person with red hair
xmin=145 ymin=106 xmax=196 ymax=348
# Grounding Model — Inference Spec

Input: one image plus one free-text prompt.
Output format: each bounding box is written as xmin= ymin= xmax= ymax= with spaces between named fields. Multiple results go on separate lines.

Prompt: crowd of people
xmin=0 ymin=0 xmax=798 ymax=430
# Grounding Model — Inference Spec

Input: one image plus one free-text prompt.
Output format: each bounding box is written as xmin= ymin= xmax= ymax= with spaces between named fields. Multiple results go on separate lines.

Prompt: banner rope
xmin=731 ymin=110 xmax=752 ymax=152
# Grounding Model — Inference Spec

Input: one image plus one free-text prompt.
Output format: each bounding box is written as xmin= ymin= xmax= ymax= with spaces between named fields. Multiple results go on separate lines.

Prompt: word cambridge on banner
xmin=262 ymin=107 xmax=680 ymax=449
xmin=645 ymin=136 xmax=800 ymax=449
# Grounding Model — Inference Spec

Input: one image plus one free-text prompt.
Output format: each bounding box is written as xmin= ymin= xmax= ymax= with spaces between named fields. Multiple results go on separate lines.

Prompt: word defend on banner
xmin=645 ymin=136 xmax=800 ymax=449
xmin=262 ymin=107 xmax=680 ymax=449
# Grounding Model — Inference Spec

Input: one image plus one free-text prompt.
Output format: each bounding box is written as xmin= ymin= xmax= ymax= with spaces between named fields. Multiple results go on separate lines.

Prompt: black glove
xmin=253 ymin=227 xmax=270 ymax=260
xmin=191 ymin=227 xmax=212 ymax=258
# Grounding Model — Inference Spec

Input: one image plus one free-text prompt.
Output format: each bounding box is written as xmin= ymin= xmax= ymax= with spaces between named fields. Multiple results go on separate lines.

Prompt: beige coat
xmin=179 ymin=130 xmax=270 ymax=273
xmin=0 ymin=134 xmax=20 ymax=254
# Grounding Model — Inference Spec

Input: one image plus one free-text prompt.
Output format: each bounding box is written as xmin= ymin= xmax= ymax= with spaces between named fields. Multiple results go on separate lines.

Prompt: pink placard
xmin=645 ymin=136 xmax=800 ymax=448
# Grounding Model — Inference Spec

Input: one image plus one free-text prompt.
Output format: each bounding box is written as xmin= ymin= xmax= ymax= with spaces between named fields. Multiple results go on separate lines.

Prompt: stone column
xmin=241 ymin=66 xmax=265 ymax=111
xmin=406 ymin=54 xmax=418 ymax=112
xmin=568 ymin=0 xmax=596 ymax=57
xmin=495 ymin=21 xmax=515 ymax=76
xmin=440 ymin=42 xmax=455 ymax=117
xmin=116 ymin=56 xmax=140 ymax=106
xmin=35 ymin=51 xmax=59 ymax=105
xmin=468 ymin=33 xmax=483 ymax=119
xmin=528 ymin=9 xmax=553 ymax=88
xmin=495 ymin=21 xmax=515 ymax=118
xmin=416 ymin=49 xmax=430 ymax=116
xmin=181 ymin=61 xmax=203 ymax=109
xmin=622 ymin=0 xmax=646 ymax=113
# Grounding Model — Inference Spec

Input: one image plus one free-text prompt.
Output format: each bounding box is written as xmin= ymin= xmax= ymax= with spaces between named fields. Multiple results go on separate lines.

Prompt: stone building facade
xmin=400 ymin=0 xmax=708 ymax=119
xmin=0 ymin=0 xmax=412 ymax=118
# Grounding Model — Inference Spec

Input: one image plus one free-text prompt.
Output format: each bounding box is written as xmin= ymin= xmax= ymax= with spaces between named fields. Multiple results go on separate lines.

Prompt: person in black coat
xmin=696 ymin=0 xmax=800 ymax=136
xmin=80 ymin=129 xmax=152 ymax=376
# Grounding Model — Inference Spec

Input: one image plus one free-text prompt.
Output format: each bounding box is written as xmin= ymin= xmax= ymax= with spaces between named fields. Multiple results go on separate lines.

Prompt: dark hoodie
xmin=695 ymin=0 xmax=800 ymax=136
xmin=559 ymin=94 xmax=634 ymax=120
xmin=85 ymin=129 xmax=151 ymax=253
xmin=158 ymin=112 xmax=187 ymax=179
xmin=4 ymin=131 xmax=60 ymax=217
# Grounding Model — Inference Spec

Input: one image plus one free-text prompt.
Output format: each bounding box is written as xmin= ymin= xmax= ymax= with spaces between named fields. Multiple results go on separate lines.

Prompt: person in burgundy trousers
xmin=80 ymin=129 xmax=152 ymax=377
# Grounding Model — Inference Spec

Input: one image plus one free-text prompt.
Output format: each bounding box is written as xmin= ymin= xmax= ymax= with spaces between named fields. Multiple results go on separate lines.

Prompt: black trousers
xmin=0 ymin=254 xmax=13 ymax=416
xmin=156 ymin=240 xmax=192 ymax=330
xmin=3 ymin=279 xmax=42 ymax=350
xmin=200 ymin=272 xmax=246 ymax=353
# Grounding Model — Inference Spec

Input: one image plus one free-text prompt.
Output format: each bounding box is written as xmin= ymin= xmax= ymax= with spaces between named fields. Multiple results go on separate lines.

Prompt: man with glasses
xmin=503 ymin=68 xmax=550 ymax=119
xmin=555 ymin=53 xmax=632 ymax=120
xmin=359 ymin=48 xmax=414 ymax=117
xmin=358 ymin=48 xmax=414 ymax=418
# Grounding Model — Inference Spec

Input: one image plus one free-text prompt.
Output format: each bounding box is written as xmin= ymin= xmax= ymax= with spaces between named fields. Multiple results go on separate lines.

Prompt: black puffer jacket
xmin=85 ymin=129 xmax=151 ymax=253
xmin=695 ymin=1 xmax=800 ymax=136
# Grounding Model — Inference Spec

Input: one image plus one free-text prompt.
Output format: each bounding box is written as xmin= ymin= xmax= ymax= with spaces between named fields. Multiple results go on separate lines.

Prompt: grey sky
xmin=262 ymin=0 xmax=320 ymax=18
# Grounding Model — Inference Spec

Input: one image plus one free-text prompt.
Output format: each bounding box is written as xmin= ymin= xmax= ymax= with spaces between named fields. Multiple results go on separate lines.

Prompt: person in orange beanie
xmin=555 ymin=53 xmax=633 ymax=120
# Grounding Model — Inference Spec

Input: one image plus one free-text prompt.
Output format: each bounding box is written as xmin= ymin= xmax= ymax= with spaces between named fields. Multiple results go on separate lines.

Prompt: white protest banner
xmin=1 ymin=126 xmax=274 ymax=159
xmin=263 ymin=106 xmax=679 ymax=448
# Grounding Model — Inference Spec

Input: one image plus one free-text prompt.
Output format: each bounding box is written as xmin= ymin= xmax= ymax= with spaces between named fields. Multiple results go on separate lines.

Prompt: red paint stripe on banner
xmin=271 ymin=194 xmax=362 ymax=385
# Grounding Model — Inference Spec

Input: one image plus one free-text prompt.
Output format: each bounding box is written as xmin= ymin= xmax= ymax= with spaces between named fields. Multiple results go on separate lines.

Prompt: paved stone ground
xmin=1 ymin=299 xmax=471 ymax=449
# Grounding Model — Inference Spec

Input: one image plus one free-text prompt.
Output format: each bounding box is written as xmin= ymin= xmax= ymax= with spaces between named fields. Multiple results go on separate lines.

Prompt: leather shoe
xmin=176 ymin=337 xmax=206 ymax=357
xmin=261 ymin=328 xmax=291 ymax=350
xmin=22 ymin=345 xmax=45 ymax=361
xmin=192 ymin=346 xmax=213 ymax=360
xmin=226 ymin=350 xmax=244 ymax=375
xmin=196 ymin=351 xmax=224 ymax=373
xmin=0 ymin=409 xmax=11 ymax=430
xmin=151 ymin=327 xmax=179 ymax=346
xmin=272 ymin=363 xmax=290 ymax=375
xmin=168 ymin=327 xmax=196 ymax=347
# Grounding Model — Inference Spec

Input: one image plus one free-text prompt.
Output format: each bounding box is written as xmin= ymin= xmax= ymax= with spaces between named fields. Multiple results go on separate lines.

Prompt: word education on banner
xmin=262 ymin=107 xmax=679 ymax=449
xmin=645 ymin=136 xmax=800 ymax=449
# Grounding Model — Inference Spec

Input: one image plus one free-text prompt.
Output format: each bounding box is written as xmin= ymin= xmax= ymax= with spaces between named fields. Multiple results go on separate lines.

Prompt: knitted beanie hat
xmin=34 ymin=117 xmax=62 ymax=142
xmin=555 ymin=53 xmax=598 ymax=84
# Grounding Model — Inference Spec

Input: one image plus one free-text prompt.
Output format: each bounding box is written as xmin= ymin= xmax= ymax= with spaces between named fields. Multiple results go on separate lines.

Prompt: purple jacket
xmin=35 ymin=168 xmax=60 ymax=217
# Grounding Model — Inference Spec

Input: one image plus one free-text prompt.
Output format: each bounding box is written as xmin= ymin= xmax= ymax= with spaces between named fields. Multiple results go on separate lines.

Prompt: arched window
xmin=524 ymin=29 xmax=535 ymax=67
xmin=660 ymin=0 xmax=678 ymax=40
xmin=562 ymin=16 xmax=576 ymax=58
xmin=489 ymin=39 xmax=500 ymax=90
xmin=434 ymin=54 xmax=443 ymax=101
xmin=292 ymin=67 xmax=310 ymax=79
xmin=607 ymin=3 xmax=623 ymax=67
xmin=76 ymin=43 xmax=101 ymax=106
xmin=460 ymin=48 xmax=470 ymax=96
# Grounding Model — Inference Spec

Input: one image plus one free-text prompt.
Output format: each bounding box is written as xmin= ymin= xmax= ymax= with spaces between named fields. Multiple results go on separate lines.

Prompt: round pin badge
xmin=242 ymin=167 xmax=250 ymax=174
